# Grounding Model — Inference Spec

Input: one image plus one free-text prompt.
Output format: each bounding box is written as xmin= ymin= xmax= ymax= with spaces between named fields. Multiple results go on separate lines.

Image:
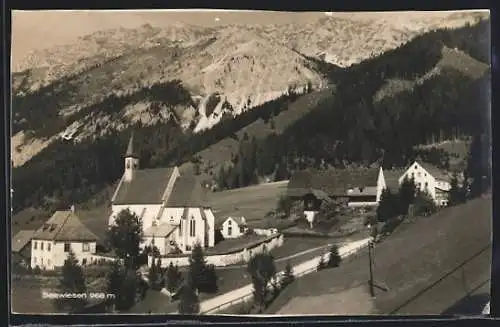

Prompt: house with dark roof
xmin=30 ymin=206 xmax=98 ymax=270
xmin=398 ymin=161 xmax=452 ymax=206
xmin=12 ymin=230 xmax=35 ymax=266
xmin=109 ymin=133 xmax=216 ymax=255
xmin=287 ymin=167 xmax=387 ymax=210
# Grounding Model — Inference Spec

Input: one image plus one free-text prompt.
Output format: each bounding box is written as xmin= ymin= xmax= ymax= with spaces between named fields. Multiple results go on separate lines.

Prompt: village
xmin=12 ymin=130 xmax=485 ymax=315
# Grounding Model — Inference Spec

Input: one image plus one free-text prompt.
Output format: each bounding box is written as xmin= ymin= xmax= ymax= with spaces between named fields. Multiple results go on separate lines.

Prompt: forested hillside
xmin=11 ymin=19 xmax=491 ymax=215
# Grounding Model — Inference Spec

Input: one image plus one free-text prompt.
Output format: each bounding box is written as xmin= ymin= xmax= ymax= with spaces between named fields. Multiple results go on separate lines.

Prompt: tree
xmin=327 ymin=244 xmax=342 ymax=268
xmin=107 ymin=209 xmax=144 ymax=268
xmin=166 ymin=263 xmax=183 ymax=293
xmin=187 ymin=243 xmax=217 ymax=294
xmin=317 ymin=254 xmax=326 ymax=271
xmin=247 ymin=252 xmax=277 ymax=312
xmin=277 ymin=195 xmax=293 ymax=217
xmin=413 ymin=191 xmax=437 ymax=217
xmin=178 ymin=282 xmax=200 ymax=314
xmin=376 ymin=188 xmax=398 ymax=222
xmin=280 ymin=261 xmax=295 ymax=289
xmin=54 ymin=249 xmax=87 ymax=312
xmin=447 ymin=172 xmax=465 ymax=206
xmin=106 ymin=261 xmax=140 ymax=312
xmin=148 ymin=258 xmax=164 ymax=291
xmin=467 ymin=133 xmax=491 ymax=197
xmin=398 ymin=177 xmax=416 ymax=215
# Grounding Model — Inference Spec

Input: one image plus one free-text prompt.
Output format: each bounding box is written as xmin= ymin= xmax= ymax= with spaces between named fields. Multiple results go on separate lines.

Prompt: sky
xmin=11 ymin=9 xmax=487 ymax=60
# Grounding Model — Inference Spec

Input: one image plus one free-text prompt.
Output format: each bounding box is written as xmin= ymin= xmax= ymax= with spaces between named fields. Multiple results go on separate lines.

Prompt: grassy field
xmin=266 ymin=195 xmax=492 ymax=315
xmin=11 ymin=276 xmax=60 ymax=314
xmin=207 ymin=181 xmax=289 ymax=224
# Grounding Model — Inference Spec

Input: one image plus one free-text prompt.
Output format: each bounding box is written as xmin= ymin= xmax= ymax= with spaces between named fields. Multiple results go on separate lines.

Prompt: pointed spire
xmin=126 ymin=131 xmax=138 ymax=158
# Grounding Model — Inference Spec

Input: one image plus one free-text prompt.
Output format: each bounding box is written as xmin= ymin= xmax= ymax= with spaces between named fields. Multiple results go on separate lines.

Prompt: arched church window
xmin=126 ymin=161 xmax=131 ymax=169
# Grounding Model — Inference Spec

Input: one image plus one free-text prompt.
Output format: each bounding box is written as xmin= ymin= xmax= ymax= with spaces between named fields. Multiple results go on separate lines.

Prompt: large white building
xmin=30 ymin=206 xmax=98 ymax=270
xmin=109 ymin=133 xmax=216 ymax=255
xmin=398 ymin=161 xmax=452 ymax=206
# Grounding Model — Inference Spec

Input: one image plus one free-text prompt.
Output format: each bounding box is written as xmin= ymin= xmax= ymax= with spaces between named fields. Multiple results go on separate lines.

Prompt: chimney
xmin=70 ymin=205 xmax=75 ymax=213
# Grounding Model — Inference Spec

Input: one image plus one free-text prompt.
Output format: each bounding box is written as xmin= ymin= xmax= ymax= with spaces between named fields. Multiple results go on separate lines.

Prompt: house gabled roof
xmin=12 ymin=230 xmax=35 ymax=252
xmin=418 ymin=162 xmax=451 ymax=182
xmin=112 ymin=167 xmax=175 ymax=205
xmin=165 ymin=175 xmax=209 ymax=208
xmin=384 ymin=169 xmax=407 ymax=191
xmin=32 ymin=210 xmax=98 ymax=242
xmin=287 ymin=168 xmax=380 ymax=197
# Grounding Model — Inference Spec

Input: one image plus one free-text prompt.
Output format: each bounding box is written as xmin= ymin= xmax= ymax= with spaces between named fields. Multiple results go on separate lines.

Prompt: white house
xmin=109 ymin=133 xmax=216 ymax=255
xmin=30 ymin=206 xmax=98 ymax=270
xmin=219 ymin=217 xmax=247 ymax=239
xmin=398 ymin=161 xmax=452 ymax=206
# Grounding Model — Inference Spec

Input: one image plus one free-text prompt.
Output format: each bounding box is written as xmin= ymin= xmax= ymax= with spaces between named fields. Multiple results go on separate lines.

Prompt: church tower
xmin=124 ymin=132 xmax=140 ymax=181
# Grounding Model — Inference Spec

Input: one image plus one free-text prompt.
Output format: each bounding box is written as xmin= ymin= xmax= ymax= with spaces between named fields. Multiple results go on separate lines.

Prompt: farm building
xmin=109 ymin=132 xmax=216 ymax=255
xmin=399 ymin=161 xmax=452 ymax=206
xmin=30 ymin=206 xmax=99 ymax=270
xmin=287 ymin=167 xmax=387 ymax=209
xmin=12 ymin=230 xmax=35 ymax=267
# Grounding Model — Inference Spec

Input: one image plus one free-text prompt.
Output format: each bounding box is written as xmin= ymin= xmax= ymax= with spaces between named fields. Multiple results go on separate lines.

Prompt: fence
xmin=201 ymin=240 xmax=370 ymax=314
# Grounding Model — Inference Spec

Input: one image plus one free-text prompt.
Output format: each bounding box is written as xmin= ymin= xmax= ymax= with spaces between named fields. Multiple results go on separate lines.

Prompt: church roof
xmin=113 ymin=167 xmax=175 ymax=205
xmin=32 ymin=210 xmax=98 ymax=242
xmin=12 ymin=230 xmax=35 ymax=252
xmin=165 ymin=175 xmax=209 ymax=207
xmin=125 ymin=132 xmax=139 ymax=158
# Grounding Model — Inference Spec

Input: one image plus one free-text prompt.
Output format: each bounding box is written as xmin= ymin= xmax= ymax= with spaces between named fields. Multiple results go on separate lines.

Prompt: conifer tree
xmin=54 ymin=249 xmax=87 ymax=312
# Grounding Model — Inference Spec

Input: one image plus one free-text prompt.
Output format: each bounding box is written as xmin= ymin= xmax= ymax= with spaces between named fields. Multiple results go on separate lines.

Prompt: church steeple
xmin=124 ymin=132 xmax=140 ymax=181
xmin=125 ymin=131 xmax=138 ymax=159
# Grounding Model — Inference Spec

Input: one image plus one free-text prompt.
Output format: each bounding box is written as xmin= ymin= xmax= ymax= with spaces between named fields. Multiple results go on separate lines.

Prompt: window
xmin=64 ymin=243 xmax=71 ymax=252
xmin=417 ymin=172 xmax=421 ymax=178
xmin=425 ymin=182 xmax=428 ymax=188
xmin=47 ymin=259 xmax=51 ymax=266
xmin=417 ymin=183 xmax=421 ymax=189
xmin=240 ymin=226 xmax=245 ymax=233
xmin=34 ymin=241 xmax=38 ymax=250
xmin=126 ymin=161 xmax=131 ymax=169
xmin=82 ymin=258 xmax=87 ymax=265
xmin=189 ymin=219 xmax=196 ymax=237
xmin=47 ymin=243 xmax=51 ymax=251
xmin=186 ymin=245 xmax=191 ymax=251
xmin=82 ymin=242 xmax=90 ymax=252
xmin=228 ymin=219 xmax=232 ymax=226
xmin=170 ymin=216 xmax=174 ymax=221
xmin=414 ymin=165 xmax=417 ymax=169
xmin=228 ymin=226 xmax=232 ymax=236
xmin=411 ymin=173 xmax=414 ymax=179
xmin=41 ymin=242 xmax=44 ymax=251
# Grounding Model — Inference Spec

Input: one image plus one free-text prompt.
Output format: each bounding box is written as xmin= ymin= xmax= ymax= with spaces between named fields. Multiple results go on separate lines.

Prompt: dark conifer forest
xmin=11 ymin=19 xmax=491 ymax=213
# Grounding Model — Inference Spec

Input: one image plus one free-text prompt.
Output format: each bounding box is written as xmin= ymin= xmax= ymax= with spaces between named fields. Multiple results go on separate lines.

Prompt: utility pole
xmin=368 ymin=241 xmax=375 ymax=297
xmin=368 ymin=240 xmax=389 ymax=298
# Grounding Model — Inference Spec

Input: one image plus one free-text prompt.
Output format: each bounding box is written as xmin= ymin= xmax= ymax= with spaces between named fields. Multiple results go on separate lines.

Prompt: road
xmin=170 ymin=237 xmax=371 ymax=314
xmin=215 ymin=243 xmax=335 ymax=270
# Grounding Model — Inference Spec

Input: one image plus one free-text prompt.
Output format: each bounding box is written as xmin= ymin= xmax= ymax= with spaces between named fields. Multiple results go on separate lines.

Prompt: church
xmin=108 ymin=133 xmax=216 ymax=255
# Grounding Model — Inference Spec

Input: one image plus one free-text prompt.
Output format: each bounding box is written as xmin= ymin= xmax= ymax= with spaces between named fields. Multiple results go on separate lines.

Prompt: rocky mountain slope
xmin=11 ymin=15 xmax=490 ymax=219
xmin=11 ymin=11 xmax=487 ymax=168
